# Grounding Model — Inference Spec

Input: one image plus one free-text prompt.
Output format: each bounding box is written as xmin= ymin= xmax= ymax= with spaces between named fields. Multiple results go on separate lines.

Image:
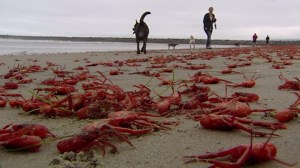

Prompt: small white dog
xmin=189 ymin=35 xmax=195 ymax=49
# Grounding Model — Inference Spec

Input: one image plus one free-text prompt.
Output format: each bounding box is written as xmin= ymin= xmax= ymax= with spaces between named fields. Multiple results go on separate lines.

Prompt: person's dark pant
xmin=204 ymin=30 xmax=212 ymax=48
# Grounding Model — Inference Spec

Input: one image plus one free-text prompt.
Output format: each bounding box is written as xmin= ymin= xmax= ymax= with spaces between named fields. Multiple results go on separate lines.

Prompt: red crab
xmin=278 ymin=73 xmax=300 ymax=90
xmin=57 ymin=124 xmax=133 ymax=154
xmin=183 ymin=137 xmax=295 ymax=167
xmin=194 ymin=114 xmax=286 ymax=137
xmin=0 ymin=124 xmax=55 ymax=152
xmin=83 ymin=111 xmax=178 ymax=135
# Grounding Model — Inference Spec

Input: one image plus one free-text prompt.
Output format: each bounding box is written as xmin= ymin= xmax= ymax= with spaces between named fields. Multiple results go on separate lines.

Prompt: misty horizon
xmin=1 ymin=0 xmax=300 ymax=41
xmin=1 ymin=34 xmax=299 ymax=42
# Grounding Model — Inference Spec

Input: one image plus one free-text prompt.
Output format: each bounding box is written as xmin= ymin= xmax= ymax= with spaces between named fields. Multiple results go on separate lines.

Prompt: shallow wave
xmin=0 ymin=38 xmax=236 ymax=55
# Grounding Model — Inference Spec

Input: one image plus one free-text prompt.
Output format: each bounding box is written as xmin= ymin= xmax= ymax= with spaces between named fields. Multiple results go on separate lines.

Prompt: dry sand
xmin=0 ymin=47 xmax=299 ymax=168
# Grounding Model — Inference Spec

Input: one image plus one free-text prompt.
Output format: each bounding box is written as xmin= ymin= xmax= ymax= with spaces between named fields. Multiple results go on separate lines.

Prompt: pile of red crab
xmin=1 ymin=45 xmax=300 ymax=167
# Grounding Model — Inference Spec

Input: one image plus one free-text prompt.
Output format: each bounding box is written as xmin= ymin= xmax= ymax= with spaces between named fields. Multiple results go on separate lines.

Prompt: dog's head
xmin=132 ymin=20 xmax=139 ymax=34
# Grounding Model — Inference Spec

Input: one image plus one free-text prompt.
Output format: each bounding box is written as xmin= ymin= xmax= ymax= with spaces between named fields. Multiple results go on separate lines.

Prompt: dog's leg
xmin=141 ymin=41 xmax=145 ymax=53
xmin=142 ymin=39 xmax=147 ymax=54
xmin=136 ymin=40 xmax=141 ymax=54
xmin=141 ymin=43 xmax=144 ymax=52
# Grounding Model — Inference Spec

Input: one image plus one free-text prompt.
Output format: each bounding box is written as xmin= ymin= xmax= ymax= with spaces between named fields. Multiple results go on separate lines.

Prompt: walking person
xmin=252 ymin=33 xmax=258 ymax=47
xmin=266 ymin=35 xmax=270 ymax=45
xmin=203 ymin=7 xmax=217 ymax=49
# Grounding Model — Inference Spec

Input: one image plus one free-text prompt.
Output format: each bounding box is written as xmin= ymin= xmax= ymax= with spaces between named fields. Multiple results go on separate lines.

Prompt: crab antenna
xmin=261 ymin=129 xmax=275 ymax=151
xmin=250 ymin=123 xmax=253 ymax=150
xmin=225 ymin=83 xmax=228 ymax=101
xmin=250 ymin=71 xmax=257 ymax=80
xmin=241 ymin=70 xmax=247 ymax=79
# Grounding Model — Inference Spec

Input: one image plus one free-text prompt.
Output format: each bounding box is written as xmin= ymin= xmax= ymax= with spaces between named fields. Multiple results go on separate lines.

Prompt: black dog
xmin=133 ymin=11 xmax=151 ymax=54
xmin=168 ymin=43 xmax=179 ymax=50
xmin=234 ymin=42 xmax=241 ymax=47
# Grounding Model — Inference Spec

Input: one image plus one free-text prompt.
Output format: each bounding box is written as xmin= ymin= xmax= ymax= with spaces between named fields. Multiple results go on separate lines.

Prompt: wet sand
xmin=0 ymin=47 xmax=299 ymax=168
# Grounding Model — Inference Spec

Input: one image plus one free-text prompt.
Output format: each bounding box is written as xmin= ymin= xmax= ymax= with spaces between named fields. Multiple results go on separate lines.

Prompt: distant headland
xmin=1 ymin=35 xmax=299 ymax=46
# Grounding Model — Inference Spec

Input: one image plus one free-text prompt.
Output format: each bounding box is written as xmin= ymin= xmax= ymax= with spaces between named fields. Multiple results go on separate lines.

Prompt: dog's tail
xmin=140 ymin=11 xmax=151 ymax=23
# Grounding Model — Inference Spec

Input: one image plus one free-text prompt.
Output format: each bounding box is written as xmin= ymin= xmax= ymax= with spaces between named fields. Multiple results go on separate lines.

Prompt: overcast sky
xmin=0 ymin=0 xmax=299 ymax=40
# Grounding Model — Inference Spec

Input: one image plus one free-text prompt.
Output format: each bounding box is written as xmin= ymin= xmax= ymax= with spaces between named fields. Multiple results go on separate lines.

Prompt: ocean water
xmin=0 ymin=38 xmax=234 ymax=55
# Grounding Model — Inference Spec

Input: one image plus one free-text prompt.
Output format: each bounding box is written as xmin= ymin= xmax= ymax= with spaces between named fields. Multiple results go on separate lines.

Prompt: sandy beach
xmin=0 ymin=46 xmax=300 ymax=168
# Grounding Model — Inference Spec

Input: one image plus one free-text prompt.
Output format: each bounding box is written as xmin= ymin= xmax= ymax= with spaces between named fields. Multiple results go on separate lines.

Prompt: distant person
xmin=203 ymin=7 xmax=217 ymax=49
xmin=189 ymin=35 xmax=195 ymax=49
xmin=252 ymin=33 xmax=258 ymax=46
xmin=266 ymin=35 xmax=270 ymax=45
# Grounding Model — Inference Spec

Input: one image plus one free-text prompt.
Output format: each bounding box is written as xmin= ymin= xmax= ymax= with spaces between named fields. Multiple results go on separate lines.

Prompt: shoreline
xmin=0 ymin=47 xmax=251 ymax=58
xmin=0 ymin=47 xmax=299 ymax=168
xmin=1 ymin=35 xmax=300 ymax=46
xmin=0 ymin=39 xmax=247 ymax=56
